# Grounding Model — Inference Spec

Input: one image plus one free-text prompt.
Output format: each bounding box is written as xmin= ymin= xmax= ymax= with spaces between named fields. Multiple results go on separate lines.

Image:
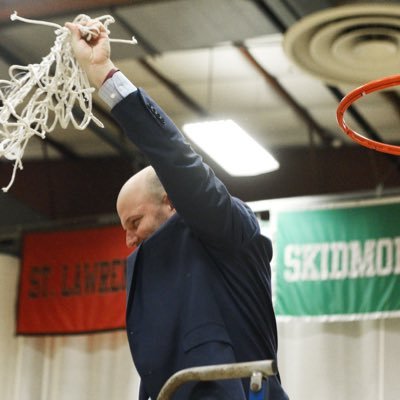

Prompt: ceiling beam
xmin=138 ymin=59 xmax=210 ymax=118
xmin=111 ymin=8 xmax=159 ymax=55
xmin=110 ymin=12 xmax=210 ymax=117
xmin=251 ymin=0 xmax=288 ymax=32
xmin=0 ymin=0 xmax=157 ymax=24
xmin=378 ymin=91 xmax=400 ymax=123
xmin=235 ymin=43 xmax=337 ymax=146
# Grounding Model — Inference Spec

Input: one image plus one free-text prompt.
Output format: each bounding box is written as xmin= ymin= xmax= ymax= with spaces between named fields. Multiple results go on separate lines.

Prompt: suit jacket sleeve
xmin=112 ymin=88 xmax=260 ymax=249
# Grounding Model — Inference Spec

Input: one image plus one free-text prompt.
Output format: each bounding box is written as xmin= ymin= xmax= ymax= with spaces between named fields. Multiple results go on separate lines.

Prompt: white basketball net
xmin=0 ymin=12 xmax=136 ymax=192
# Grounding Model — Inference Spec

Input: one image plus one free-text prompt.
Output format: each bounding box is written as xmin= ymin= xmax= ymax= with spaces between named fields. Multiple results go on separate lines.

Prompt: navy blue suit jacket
xmin=112 ymin=89 xmax=289 ymax=400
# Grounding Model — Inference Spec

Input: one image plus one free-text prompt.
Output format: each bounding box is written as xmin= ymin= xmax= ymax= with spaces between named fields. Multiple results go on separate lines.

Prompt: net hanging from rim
xmin=0 ymin=12 xmax=136 ymax=192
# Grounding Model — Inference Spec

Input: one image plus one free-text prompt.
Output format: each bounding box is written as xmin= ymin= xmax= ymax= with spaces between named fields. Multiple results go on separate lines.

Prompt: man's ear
xmin=162 ymin=194 xmax=175 ymax=211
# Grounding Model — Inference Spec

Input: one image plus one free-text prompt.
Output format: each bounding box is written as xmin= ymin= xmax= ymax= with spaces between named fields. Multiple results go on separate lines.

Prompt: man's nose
xmin=126 ymin=231 xmax=136 ymax=248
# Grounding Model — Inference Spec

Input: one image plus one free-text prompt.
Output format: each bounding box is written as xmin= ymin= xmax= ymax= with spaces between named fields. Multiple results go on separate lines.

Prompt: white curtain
xmin=2 ymin=253 xmax=400 ymax=400
xmin=0 ymin=254 xmax=140 ymax=400
xmin=277 ymin=318 xmax=400 ymax=400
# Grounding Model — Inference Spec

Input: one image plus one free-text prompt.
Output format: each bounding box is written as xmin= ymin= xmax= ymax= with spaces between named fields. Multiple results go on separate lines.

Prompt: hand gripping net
xmin=0 ymin=12 xmax=136 ymax=192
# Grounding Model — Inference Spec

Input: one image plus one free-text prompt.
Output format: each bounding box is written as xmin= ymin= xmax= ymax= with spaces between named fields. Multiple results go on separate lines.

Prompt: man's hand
xmin=65 ymin=20 xmax=116 ymax=88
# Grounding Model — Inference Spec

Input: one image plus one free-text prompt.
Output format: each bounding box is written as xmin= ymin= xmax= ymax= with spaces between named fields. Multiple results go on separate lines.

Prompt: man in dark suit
xmin=66 ymin=20 xmax=289 ymax=400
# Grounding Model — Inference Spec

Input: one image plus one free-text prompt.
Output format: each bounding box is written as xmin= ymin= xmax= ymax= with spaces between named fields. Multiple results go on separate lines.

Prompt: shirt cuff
xmin=98 ymin=71 xmax=137 ymax=109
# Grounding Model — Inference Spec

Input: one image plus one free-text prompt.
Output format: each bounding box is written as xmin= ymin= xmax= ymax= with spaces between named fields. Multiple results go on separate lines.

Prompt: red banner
xmin=17 ymin=225 xmax=132 ymax=335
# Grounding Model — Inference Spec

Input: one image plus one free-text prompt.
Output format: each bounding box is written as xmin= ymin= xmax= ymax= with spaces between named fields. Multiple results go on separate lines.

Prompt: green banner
xmin=275 ymin=200 xmax=400 ymax=320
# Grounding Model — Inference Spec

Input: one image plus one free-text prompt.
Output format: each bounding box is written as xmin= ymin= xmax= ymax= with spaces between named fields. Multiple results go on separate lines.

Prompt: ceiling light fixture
xmin=183 ymin=120 xmax=279 ymax=176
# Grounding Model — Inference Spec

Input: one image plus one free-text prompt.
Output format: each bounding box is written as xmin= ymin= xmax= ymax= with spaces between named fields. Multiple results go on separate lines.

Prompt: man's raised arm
xmin=66 ymin=20 xmax=259 ymax=250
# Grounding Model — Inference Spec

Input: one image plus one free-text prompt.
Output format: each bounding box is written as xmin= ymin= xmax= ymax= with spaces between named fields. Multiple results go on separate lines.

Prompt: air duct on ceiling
xmin=283 ymin=3 xmax=400 ymax=85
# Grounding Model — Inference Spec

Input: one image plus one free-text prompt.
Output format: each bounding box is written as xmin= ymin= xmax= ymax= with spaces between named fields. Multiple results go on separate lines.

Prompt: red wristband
xmin=102 ymin=68 xmax=120 ymax=84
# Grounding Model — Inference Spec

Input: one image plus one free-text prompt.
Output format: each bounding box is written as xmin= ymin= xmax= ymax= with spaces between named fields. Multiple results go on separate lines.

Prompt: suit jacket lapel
xmin=126 ymin=244 xmax=142 ymax=305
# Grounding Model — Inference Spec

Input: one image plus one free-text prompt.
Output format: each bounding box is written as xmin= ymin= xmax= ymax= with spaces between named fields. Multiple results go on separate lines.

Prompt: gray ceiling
xmin=2 ymin=0 xmax=400 ymax=252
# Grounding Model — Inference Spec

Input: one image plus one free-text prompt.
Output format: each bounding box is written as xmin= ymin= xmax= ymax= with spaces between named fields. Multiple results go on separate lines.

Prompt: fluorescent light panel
xmin=183 ymin=120 xmax=279 ymax=176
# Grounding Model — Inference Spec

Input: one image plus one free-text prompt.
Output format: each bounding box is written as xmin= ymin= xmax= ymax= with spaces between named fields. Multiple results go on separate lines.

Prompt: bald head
xmin=116 ymin=167 xmax=175 ymax=247
xmin=117 ymin=166 xmax=165 ymax=206
xmin=142 ymin=166 xmax=166 ymax=201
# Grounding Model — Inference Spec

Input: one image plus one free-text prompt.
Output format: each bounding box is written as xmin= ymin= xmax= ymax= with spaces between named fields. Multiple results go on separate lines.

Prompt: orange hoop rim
xmin=336 ymin=74 xmax=400 ymax=156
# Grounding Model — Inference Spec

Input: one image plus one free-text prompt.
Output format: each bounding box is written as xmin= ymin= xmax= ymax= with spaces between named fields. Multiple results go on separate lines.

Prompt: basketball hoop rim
xmin=336 ymin=74 xmax=400 ymax=156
